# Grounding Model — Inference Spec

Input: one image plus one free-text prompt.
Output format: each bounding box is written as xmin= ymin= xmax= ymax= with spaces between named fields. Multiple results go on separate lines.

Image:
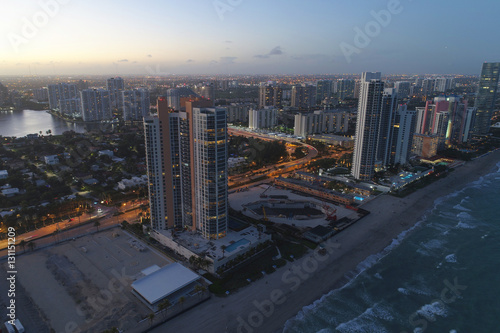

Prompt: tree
xmin=178 ymin=296 xmax=186 ymax=309
xmin=158 ymin=299 xmax=171 ymax=319
xmin=148 ymin=313 xmax=155 ymax=327
xmin=94 ymin=220 xmax=101 ymax=232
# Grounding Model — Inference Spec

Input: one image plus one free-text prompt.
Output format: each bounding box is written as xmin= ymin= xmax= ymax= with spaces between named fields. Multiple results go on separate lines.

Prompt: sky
xmin=0 ymin=0 xmax=499 ymax=76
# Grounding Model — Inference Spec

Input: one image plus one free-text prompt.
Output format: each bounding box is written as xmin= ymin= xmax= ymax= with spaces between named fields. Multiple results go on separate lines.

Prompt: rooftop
xmin=132 ymin=263 xmax=200 ymax=305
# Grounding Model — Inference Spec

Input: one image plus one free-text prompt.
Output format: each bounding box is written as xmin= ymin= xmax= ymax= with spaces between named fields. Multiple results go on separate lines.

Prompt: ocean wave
xmin=453 ymin=203 xmax=471 ymax=212
xmin=374 ymin=272 xmax=383 ymax=280
xmin=416 ymin=301 xmax=448 ymax=321
xmin=398 ymin=287 xmax=410 ymax=295
xmin=456 ymin=211 xmax=473 ymax=220
xmin=335 ymin=303 xmax=392 ymax=333
xmin=456 ymin=221 xmax=475 ymax=229
xmin=445 ymin=254 xmax=457 ymax=263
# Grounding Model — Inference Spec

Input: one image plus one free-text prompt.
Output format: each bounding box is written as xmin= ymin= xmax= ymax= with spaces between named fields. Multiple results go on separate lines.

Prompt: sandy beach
xmin=150 ymin=150 xmax=500 ymax=333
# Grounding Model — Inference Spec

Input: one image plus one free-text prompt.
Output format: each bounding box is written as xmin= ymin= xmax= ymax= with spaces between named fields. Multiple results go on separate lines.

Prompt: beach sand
xmin=150 ymin=150 xmax=500 ymax=333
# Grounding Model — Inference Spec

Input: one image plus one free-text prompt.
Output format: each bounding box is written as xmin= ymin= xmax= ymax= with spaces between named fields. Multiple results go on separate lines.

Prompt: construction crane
xmin=261 ymin=205 xmax=269 ymax=221
xmin=322 ymin=202 xmax=337 ymax=221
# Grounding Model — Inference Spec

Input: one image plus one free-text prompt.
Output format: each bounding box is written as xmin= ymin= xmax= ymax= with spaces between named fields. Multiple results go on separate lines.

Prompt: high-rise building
xmin=106 ymin=77 xmax=125 ymax=110
xmin=336 ymin=79 xmax=356 ymax=100
xmin=376 ymin=88 xmax=398 ymax=166
xmin=316 ymin=80 xmax=332 ymax=103
xmin=122 ymin=88 xmax=150 ymax=121
xmin=472 ymin=62 xmax=500 ymax=135
xmin=0 ymin=82 xmax=8 ymax=106
xmin=352 ymin=72 xmax=384 ymax=181
xmin=421 ymin=79 xmax=436 ymax=96
xmin=59 ymin=98 xmax=81 ymax=116
xmin=166 ymin=88 xmax=181 ymax=111
xmin=194 ymin=83 xmax=215 ymax=101
xmin=389 ymin=105 xmax=417 ymax=165
xmin=258 ymin=85 xmax=282 ymax=108
xmin=294 ymin=110 xmax=349 ymax=137
xmin=144 ymin=98 xmax=228 ymax=239
xmin=249 ymin=107 xmax=278 ymax=129
xmin=434 ymin=77 xmax=454 ymax=93
xmin=33 ymin=88 xmax=48 ymax=102
xmin=80 ymin=89 xmax=112 ymax=122
xmin=226 ymin=103 xmax=255 ymax=123
xmin=291 ymin=85 xmax=316 ymax=109
xmin=48 ymin=83 xmax=79 ymax=113
xmin=394 ymin=81 xmax=411 ymax=99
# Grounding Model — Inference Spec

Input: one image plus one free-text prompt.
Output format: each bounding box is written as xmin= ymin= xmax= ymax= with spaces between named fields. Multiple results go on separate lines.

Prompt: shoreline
xmin=149 ymin=150 xmax=500 ymax=333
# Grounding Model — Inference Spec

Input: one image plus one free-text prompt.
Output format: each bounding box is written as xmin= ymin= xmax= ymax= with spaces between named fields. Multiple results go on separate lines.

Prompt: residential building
xmin=294 ymin=110 xmax=349 ymax=137
xmin=249 ymin=107 xmax=278 ymax=129
xmin=226 ymin=103 xmax=255 ymax=123
xmin=106 ymin=77 xmax=125 ymax=110
xmin=258 ymin=85 xmax=282 ymax=108
xmin=122 ymin=88 xmax=150 ymax=121
xmin=351 ymin=72 xmax=384 ymax=181
xmin=472 ymin=62 xmax=500 ymax=135
xmin=80 ymin=89 xmax=112 ymax=122
xmin=316 ymin=80 xmax=333 ymax=103
xmin=166 ymin=88 xmax=181 ymax=111
xmin=389 ymin=105 xmax=417 ymax=165
xmin=336 ymin=79 xmax=356 ymax=100
xmin=144 ymin=98 xmax=228 ymax=240
xmin=394 ymin=81 xmax=411 ymax=99
xmin=291 ymin=85 xmax=316 ymax=109
xmin=48 ymin=83 xmax=79 ymax=113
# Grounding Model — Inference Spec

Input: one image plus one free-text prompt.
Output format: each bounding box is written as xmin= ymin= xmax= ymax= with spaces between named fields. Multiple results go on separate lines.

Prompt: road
xmin=228 ymin=128 xmax=318 ymax=186
xmin=0 ymin=200 xmax=145 ymax=257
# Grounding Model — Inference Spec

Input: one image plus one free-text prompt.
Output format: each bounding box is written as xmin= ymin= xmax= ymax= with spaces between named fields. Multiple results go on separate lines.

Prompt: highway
xmin=0 ymin=200 xmax=145 ymax=257
xmin=228 ymin=128 xmax=318 ymax=186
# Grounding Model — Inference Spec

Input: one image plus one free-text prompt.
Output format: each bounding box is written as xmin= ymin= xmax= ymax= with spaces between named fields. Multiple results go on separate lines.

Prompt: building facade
xmin=80 ymin=89 xmax=112 ymax=121
xmin=472 ymin=62 xmax=500 ymax=135
xmin=122 ymin=88 xmax=150 ymax=121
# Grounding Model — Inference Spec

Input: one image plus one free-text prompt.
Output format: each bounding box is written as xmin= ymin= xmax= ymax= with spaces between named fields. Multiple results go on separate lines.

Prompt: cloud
xmin=219 ymin=57 xmax=237 ymax=64
xmin=254 ymin=46 xmax=283 ymax=59
xmin=269 ymin=46 xmax=283 ymax=55
xmin=117 ymin=59 xmax=128 ymax=62
xmin=132 ymin=61 xmax=138 ymax=64
xmin=147 ymin=54 xmax=152 ymax=58
xmin=225 ymin=40 xmax=232 ymax=43
xmin=186 ymin=59 xmax=194 ymax=63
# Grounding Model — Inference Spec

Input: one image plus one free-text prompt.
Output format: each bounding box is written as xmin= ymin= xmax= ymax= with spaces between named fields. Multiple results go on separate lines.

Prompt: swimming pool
xmin=225 ymin=238 xmax=250 ymax=252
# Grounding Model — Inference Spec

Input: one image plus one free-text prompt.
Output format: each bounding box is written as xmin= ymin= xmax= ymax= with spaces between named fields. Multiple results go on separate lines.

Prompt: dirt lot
xmin=15 ymin=227 xmax=172 ymax=332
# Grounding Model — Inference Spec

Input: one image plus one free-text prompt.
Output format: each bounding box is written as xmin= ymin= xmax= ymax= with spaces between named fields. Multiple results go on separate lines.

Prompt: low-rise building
xmin=44 ymin=155 xmax=60 ymax=165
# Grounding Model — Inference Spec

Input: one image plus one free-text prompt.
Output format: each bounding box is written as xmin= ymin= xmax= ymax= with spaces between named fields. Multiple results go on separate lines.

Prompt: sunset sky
xmin=1 ymin=0 xmax=499 ymax=75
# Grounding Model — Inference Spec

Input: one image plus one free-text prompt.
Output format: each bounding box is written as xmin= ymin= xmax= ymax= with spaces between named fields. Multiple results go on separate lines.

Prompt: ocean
xmin=283 ymin=162 xmax=500 ymax=333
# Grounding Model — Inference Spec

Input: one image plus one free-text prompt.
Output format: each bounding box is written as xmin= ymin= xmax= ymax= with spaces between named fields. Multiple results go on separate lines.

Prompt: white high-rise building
xmin=106 ymin=77 xmax=125 ymax=110
xmin=352 ymin=72 xmax=384 ymax=181
xmin=80 ymin=89 xmax=112 ymax=122
xmin=434 ymin=77 xmax=454 ymax=93
xmin=294 ymin=110 xmax=349 ymax=137
xmin=249 ymin=107 xmax=278 ymax=129
xmin=48 ymin=83 xmax=79 ymax=113
xmin=122 ymin=88 xmax=150 ymax=121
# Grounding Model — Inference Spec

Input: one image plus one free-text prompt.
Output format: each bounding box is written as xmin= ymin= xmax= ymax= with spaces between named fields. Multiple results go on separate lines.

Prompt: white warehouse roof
xmin=132 ymin=263 xmax=200 ymax=305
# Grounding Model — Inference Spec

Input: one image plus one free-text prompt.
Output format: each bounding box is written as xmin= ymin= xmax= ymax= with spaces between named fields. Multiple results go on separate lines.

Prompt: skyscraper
xmin=122 ymin=88 xmax=150 ymax=121
xmin=80 ymin=89 xmax=112 ymax=121
xmin=472 ymin=62 xmax=500 ymax=135
xmin=394 ymin=81 xmax=411 ymax=99
xmin=352 ymin=72 xmax=384 ymax=181
xmin=336 ymin=79 xmax=356 ymax=100
xmin=106 ymin=77 xmax=125 ymax=110
xmin=316 ymin=80 xmax=332 ymax=103
xmin=389 ymin=105 xmax=417 ymax=165
xmin=144 ymin=98 xmax=228 ymax=239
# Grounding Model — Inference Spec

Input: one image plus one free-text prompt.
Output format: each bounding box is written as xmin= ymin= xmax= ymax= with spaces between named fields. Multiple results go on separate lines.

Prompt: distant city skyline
xmin=1 ymin=0 xmax=499 ymax=75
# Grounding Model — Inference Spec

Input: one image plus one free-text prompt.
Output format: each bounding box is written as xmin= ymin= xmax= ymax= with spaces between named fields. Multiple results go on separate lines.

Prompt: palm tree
xmin=94 ymin=220 xmax=100 ymax=232
xmin=158 ymin=299 xmax=171 ymax=319
xmin=147 ymin=313 xmax=155 ymax=327
xmin=178 ymin=296 xmax=186 ymax=310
